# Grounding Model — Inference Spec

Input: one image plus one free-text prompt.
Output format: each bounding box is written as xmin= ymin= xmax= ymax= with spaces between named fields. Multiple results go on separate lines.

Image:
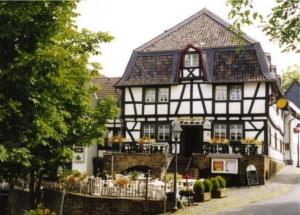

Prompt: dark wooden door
xmin=181 ymin=126 xmax=202 ymax=156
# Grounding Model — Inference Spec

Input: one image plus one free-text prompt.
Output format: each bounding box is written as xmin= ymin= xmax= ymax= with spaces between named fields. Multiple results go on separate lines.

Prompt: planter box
xmin=193 ymin=192 xmax=211 ymax=202
xmin=212 ymin=188 xmax=227 ymax=198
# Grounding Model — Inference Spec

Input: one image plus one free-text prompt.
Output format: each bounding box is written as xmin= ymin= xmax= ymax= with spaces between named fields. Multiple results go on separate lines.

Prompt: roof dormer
xmin=178 ymin=44 xmax=205 ymax=81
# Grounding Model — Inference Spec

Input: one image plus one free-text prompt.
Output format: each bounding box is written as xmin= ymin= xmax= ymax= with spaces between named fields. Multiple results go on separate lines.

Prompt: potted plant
xmin=193 ymin=179 xmax=212 ymax=202
xmin=211 ymin=176 xmax=227 ymax=198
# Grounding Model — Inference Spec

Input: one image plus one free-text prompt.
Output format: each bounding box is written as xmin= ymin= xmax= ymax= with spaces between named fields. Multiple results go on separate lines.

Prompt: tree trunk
xmin=29 ymin=171 xmax=36 ymax=208
xmin=7 ymin=179 xmax=14 ymax=215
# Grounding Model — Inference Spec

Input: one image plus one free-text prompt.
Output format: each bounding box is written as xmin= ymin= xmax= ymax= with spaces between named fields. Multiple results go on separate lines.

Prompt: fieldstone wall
xmin=62 ymin=193 xmax=170 ymax=215
xmin=102 ymin=153 xmax=173 ymax=178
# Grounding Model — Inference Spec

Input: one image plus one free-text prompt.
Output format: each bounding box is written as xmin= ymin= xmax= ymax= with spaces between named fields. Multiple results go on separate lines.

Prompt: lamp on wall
xmin=295 ymin=123 xmax=300 ymax=168
xmin=171 ymin=120 xmax=182 ymax=211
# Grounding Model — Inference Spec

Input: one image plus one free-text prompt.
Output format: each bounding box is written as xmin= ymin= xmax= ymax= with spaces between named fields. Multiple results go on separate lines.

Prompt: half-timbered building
xmin=92 ymin=9 xmax=297 ymax=184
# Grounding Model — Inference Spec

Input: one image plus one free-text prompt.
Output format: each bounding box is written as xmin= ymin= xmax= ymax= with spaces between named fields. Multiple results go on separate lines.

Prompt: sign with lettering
xmin=73 ymin=147 xmax=85 ymax=163
xmin=246 ymin=165 xmax=258 ymax=185
xmin=211 ymin=158 xmax=238 ymax=174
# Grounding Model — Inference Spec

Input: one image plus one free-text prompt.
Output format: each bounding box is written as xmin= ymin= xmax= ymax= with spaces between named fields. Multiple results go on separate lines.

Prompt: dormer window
xmin=178 ymin=45 xmax=205 ymax=81
xmin=184 ymin=53 xmax=199 ymax=67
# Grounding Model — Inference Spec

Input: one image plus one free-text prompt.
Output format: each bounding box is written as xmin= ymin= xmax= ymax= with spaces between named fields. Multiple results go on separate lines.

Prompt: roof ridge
xmin=135 ymin=8 xmax=257 ymax=52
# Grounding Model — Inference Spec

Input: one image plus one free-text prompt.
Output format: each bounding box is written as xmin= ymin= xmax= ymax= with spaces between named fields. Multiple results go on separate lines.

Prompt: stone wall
xmin=193 ymin=155 xmax=285 ymax=186
xmin=62 ymin=193 xmax=170 ymax=215
xmin=102 ymin=153 xmax=173 ymax=178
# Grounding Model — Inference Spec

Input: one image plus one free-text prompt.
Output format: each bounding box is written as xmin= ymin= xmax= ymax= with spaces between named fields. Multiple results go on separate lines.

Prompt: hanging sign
xmin=276 ymin=97 xmax=288 ymax=109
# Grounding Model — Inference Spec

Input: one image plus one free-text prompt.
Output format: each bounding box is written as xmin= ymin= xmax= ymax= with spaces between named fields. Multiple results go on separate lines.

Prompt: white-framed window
xmin=230 ymin=124 xmax=243 ymax=140
xmin=158 ymin=88 xmax=169 ymax=102
xmin=215 ymin=86 xmax=227 ymax=100
xmin=230 ymin=86 xmax=242 ymax=100
xmin=145 ymin=88 xmax=156 ymax=103
xmin=184 ymin=53 xmax=199 ymax=67
xmin=144 ymin=124 xmax=155 ymax=139
xmin=158 ymin=125 xmax=170 ymax=141
xmin=214 ymin=124 xmax=226 ymax=139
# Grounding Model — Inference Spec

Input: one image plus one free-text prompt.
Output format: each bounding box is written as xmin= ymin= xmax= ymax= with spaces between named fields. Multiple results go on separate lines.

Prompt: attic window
xmin=184 ymin=53 xmax=199 ymax=67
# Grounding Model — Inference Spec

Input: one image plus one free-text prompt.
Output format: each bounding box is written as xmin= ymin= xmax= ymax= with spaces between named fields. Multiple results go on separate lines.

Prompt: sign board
xmin=211 ymin=158 xmax=238 ymax=174
xmin=276 ymin=97 xmax=288 ymax=109
xmin=246 ymin=165 xmax=258 ymax=185
xmin=73 ymin=147 xmax=85 ymax=163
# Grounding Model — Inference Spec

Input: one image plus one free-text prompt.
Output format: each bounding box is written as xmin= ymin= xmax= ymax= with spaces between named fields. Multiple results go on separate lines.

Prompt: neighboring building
xmin=284 ymin=81 xmax=300 ymax=165
xmin=72 ymin=75 xmax=121 ymax=175
xmin=82 ymin=9 xmax=298 ymax=185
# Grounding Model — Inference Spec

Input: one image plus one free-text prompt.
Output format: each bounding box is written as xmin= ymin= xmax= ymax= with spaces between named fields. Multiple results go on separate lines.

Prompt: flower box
xmin=211 ymin=188 xmax=227 ymax=198
xmin=193 ymin=192 xmax=211 ymax=202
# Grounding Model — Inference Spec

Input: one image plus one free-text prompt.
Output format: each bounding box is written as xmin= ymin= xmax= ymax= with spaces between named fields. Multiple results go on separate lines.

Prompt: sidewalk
xmin=173 ymin=166 xmax=300 ymax=215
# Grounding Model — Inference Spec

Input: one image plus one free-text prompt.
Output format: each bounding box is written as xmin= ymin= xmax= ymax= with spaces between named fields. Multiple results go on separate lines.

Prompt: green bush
xmin=210 ymin=178 xmax=220 ymax=192
xmin=193 ymin=180 xmax=205 ymax=194
xmin=216 ymin=176 xmax=226 ymax=188
xmin=203 ymin=179 xmax=213 ymax=193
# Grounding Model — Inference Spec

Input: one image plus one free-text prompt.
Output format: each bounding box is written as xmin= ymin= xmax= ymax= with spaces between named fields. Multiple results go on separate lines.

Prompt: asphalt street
xmin=215 ymin=175 xmax=300 ymax=215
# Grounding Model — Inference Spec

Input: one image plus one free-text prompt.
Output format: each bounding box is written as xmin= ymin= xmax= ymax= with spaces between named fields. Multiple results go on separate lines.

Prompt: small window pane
xmin=184 ymin=53 xmax=199 ymax=67
xmin=230 ymin=86 xmax=242 ymax=100
xmin=145 ymin=88 xmax=155 ymax=103
xmin=158 ymin=88 xmax=169 ymax=102
xmin=215 ymin=86 xmax=227 ymax=100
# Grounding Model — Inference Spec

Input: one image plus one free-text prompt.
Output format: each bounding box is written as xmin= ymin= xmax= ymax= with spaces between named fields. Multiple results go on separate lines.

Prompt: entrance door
xmin=181 ymin=126 xmax=202 ymax=156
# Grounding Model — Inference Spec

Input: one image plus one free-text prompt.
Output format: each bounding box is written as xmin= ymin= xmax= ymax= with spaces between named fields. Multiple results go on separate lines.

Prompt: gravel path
xmin=172 ymin=166 xmax=300 ymax=215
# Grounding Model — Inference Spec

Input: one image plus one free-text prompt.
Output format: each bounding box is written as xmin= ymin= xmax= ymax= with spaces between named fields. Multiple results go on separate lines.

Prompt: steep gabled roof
xmin=285 ymin=80 xmax=300 ymax=109
xmin=135 ymin=8 xmax=257 ymax=52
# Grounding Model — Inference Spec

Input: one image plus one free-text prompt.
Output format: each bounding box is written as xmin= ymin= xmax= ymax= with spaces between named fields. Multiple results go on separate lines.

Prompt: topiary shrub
xmin=210 ymin=178 xmax=220 ymax=193
xmin=216 ymin=176 xmax=226 ymax=188
xmin=193 ymin=180 xmax=205 ymax=194
xmin=203 ymin=179 xmax=213 ymax=193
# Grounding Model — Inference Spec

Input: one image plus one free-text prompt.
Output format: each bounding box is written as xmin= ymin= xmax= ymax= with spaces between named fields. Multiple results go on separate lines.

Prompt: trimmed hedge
xmin=203 ymin=179 xmax=213 ymax=193
xmin=210 ymin=178 xmax=220 ymax=192
xmin=193 ymin=180 xmax=205 ymax=194
xmin=216 ymin=176 xmax=226 ymax=188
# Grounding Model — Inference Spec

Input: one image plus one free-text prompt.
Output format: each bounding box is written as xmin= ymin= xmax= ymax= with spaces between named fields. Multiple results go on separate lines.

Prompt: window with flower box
xmin=158 ymin=125 xmax=170 ymax=141
xmin=230 ymin=124 xmax=243 ymax=140
xmin=143 ymin=124 xmax=155 ymax=139
xmin=214 ymin=124 xmax=226 ymax=139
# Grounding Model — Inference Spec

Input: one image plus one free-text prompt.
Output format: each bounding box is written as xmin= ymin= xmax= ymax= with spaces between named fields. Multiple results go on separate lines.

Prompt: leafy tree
xmin=0 ymin=0 xmax=117 ymax=210
xmin=281 ymin=64 xmax=300 ymax=92
xmin=227 ymin=0 xmax=300 ymax=52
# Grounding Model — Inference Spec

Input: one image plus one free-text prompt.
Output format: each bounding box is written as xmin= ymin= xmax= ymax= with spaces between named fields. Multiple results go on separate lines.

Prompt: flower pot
xmin=212 ymin=188 xmax=227 ymax=198
xmin=193 ymin=192 xmax=211 ymax=202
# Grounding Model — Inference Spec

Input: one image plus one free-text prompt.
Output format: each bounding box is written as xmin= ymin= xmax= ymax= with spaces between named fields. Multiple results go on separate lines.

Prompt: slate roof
xmin=136 ymin=8 xmax=256 ymax=52
xmin=116 ymin=8 xmax=278 ymax=87
xmin=285 ymin=80 xmax=300 ymax=109
xmin=92 ymin=76 xmax=121 ymax=100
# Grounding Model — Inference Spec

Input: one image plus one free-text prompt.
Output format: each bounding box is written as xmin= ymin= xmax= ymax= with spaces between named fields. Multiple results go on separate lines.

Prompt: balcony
xmin=202 ymin=143 xmax=260 ymax=155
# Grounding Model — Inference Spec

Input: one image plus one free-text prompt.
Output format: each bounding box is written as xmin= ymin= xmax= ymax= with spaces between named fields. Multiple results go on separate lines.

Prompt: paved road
xmin=173 ymin=166 xmax=300 ymax=215
xmin=215 ymin=176 xmax=300 ymax=215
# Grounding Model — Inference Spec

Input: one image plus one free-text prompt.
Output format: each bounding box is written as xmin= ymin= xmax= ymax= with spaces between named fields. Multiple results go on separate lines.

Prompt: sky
xmin=76 ymin=0 xmax=299 ymax=78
